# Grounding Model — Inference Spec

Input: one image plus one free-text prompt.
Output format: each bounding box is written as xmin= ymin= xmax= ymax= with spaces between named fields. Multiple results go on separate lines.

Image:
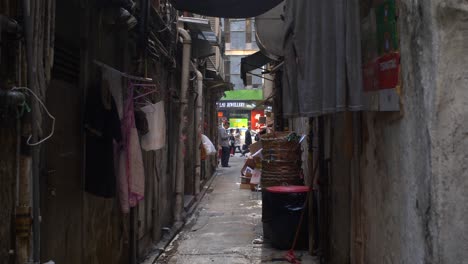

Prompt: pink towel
xmin=120 ymin=83 xmax=145 ymax=210
xmin=127 ymin=127 xmax=145 ymax=206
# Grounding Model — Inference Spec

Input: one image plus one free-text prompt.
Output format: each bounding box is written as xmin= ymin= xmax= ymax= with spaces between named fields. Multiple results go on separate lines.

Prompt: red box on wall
xmin=377 ymin=52 xmax=400 ymax=89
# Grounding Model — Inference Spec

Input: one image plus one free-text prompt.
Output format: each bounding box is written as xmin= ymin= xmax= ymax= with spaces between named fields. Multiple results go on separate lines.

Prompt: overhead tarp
xmin=241 ymin=51 xmax=272 ymax=85
xmin=170 ymin=0 xmax=283 ymax=18
xmin=282 ymin=0 xmax=363 ymax=117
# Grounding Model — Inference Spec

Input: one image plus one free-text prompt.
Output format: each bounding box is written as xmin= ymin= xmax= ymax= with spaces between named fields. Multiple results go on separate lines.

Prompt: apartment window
xmin=231 ymin=20 xmax=245 ymax=31
xmin=224 ymin=18 xmax=230 ymax=43
xmin=231 ymin=32 xmax=246 ymax=49
xmin=246 ymin=19 xmax=252 ymax=43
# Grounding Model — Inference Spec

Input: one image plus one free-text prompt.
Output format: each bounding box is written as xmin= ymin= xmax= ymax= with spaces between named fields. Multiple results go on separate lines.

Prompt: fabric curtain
xmin=282 ymin=0 xmax=363 ymax=117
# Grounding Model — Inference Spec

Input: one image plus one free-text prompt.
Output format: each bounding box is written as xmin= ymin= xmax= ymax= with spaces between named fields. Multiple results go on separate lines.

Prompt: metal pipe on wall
xmin=22 ymin=0 xmax=41 ymax=262
xmin=193 ymin=66 xmax=203 ymax=195
xmin=8 ymin=90 xmax=31 ymax=264
xmin=174 ymin=27 xmax=191 ymax=223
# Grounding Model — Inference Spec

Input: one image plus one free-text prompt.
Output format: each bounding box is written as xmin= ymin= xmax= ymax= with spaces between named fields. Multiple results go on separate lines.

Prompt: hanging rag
xmin=102 ymin=68 xmax=132 ymax=211
xmin=140 ymin=101 xmax=166 ymax=151
xmin=122 ymin=83 xmax=145 ymax=208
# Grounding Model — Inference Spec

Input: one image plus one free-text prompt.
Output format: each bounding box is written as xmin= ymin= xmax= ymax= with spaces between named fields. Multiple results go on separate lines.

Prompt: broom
xmin=284 ymin=160 xmax=318 ymax=264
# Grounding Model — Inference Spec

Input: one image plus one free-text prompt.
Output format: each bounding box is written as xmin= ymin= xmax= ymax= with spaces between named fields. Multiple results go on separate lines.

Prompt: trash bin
xmin=263 ymin=186 xmax=309 ymax=250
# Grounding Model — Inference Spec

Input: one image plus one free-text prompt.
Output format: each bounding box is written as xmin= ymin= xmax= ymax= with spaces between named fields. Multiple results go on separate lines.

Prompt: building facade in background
xmin=223 ymin=18 xmax=263 ymax=90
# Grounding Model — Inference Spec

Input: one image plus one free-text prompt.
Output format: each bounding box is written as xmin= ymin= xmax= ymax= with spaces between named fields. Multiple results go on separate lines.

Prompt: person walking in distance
xmin=234 ymin=129 xmax=242 ymax=155
xmin=218 ymin=122 xmax=231 ymax=167
xmin=229 ymin=129 xmax=235 ymax=157
xmin=241 ymin=127 xmax=252 ymax=156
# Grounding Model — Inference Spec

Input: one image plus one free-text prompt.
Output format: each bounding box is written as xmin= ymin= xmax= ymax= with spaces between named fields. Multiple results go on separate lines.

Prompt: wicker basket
xmin=261 ymin=132 xmax=301 ymax=155
xmin=260 ymin=132 xmax=302 ymax=187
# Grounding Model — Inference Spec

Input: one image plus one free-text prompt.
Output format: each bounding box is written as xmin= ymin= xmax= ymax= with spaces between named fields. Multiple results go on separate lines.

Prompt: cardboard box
xmin=241 ymin=159 xmax=256 ymax=176
xmin=250 ymin=170 xmax=261 ymax=185
xmin=244 ymin=167 xmax=254 ymax=178
xmin=240 ymin=176 xmax=251 ymax=184
xmin=253 ymin=156 xmax=262 ymax=166
xmin=249 ymin=141 xmax=262 ymax=156
xmin=239 ymin=183 xmax=251 ymax=190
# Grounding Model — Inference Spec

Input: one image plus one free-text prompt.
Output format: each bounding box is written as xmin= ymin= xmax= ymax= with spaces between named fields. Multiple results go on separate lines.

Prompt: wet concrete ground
xmin=156 ymin=156 xmax=318 ymax=264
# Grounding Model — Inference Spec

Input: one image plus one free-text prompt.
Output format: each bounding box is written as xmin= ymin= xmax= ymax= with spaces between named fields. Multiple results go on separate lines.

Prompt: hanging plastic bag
xmin=201 ymin=134 xmax=217 ymax=155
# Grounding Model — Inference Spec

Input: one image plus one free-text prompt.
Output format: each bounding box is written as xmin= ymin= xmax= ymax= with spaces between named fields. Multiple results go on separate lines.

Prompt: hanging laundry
xmin=84 ymin=81 xmax=122 ymax=198
xmin=101 ymin=68 xmax=131 ymax=211
xmin=121 ymin=83 xmax=145 ymax=208
xmin=140 ymin=101 xmax=166 ymax=151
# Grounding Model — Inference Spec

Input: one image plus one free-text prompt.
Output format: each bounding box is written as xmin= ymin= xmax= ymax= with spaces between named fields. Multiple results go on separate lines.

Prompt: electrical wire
xmin=12 ymin=87 xmax=56 ymax=146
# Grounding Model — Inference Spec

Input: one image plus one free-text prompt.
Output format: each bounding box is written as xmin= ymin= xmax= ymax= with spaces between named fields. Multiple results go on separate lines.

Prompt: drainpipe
xmin=1 ymin=90 xmax=29 ymax=263
xmin=174 ymin=27 xmax=191 ymax=223
xmin=21 ymin=0 xmax=40 ymax=262
xmin=192 ymin=65 xmax=203 ymax=195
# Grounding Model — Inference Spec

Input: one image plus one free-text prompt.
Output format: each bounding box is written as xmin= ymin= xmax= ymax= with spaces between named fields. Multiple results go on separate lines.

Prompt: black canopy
xmin=241 ymin=51 xmax=272 ymax=85
xmin=170 ymin=0 xmax=283 ymax=18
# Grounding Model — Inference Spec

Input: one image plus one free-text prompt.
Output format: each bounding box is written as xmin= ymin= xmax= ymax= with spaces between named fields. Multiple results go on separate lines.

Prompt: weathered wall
xmin=355 ymin=1 xmax=436 ymax=262
xmin=431 ymin=2 xmax=468 ymax=263
xmin=328 ymin=113 xmax=353 ymax=264
xmin=334 ymin=1 xmax=468 ymax=263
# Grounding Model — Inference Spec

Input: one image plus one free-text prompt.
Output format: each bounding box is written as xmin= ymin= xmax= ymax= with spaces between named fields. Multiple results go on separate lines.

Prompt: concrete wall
xmin=328 ymin=1 xmax=468 ymax=263
xmin=351 ymin=1 xmax=436 ymax=262
xmin=328 ymin=113 xmax=353 ymax=264
xmin=431 ymin=2 xmax=468 ymax=263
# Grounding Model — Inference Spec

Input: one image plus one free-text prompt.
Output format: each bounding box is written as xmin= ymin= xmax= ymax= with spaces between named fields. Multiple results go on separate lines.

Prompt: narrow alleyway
xmin=156 ymin=156 xmax=317 ymax=264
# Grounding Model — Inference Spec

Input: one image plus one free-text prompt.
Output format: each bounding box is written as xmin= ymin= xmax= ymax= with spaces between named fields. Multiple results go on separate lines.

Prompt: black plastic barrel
xmin=262 ymin=186 xmax=309 ymax=250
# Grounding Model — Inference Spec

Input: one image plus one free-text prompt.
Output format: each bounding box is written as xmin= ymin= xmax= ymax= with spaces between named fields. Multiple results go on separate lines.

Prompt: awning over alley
xmin=240 ymin=51 xmax=272 ymax=86
xmin=170 ymin=0 xmax=284 ymax=18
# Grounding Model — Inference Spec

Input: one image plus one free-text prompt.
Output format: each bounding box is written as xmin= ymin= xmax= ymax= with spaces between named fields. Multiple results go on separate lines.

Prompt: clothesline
xmin=93 ymin=60 xmax=153 ymax=82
